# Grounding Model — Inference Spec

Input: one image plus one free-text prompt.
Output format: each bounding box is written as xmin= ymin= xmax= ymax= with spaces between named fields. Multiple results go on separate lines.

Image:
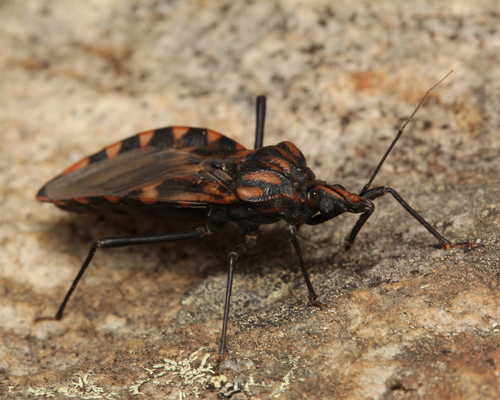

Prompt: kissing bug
xmin=36 ymin=71 xmax=470 ymax=361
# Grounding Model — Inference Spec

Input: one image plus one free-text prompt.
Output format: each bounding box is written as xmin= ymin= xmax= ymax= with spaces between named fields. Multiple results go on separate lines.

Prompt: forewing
xmin=38 ymin=145 xmax=252 ymax=206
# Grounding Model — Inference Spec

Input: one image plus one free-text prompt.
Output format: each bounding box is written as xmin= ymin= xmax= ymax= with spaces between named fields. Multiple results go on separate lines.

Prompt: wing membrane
xmin=42 ymin=146 xmax=250 ymax=205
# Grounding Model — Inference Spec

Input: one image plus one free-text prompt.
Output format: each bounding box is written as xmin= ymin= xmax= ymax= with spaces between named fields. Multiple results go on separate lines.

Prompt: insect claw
xmin=343 ymin=238 xmax=353 ymax=253
xmin=215 ymin=353 xmax=227 ymax=376
xmin=310 ymin=298 xmax=327 ymax=309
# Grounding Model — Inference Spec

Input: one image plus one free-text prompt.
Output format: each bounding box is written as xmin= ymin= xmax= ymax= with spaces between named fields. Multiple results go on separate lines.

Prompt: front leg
xmin=285 ymin=224 xmax=326 ymax=309
xmin=361 ymin=186 xmax=473 ymax=249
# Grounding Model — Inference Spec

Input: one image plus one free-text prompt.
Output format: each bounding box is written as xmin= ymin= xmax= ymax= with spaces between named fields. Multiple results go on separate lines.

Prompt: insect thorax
xmin=212 ymin=142 xmax=319 ymax=227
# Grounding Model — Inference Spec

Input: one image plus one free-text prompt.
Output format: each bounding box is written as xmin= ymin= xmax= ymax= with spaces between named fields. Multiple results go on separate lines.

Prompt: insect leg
xmin=254 ymin=95 xmax=266 ymax=149
xmin=219 ymin=233 xmax=257 ymax=358
xmin=35 ymin=227 xmax=208 ymax=323
xmin=343 ymin=206 xmax=375 ymax=252
xmin=285 ymin=224 xmax=326 ymax=308
xmin=347 ymin=186 xmax=472 ymax=250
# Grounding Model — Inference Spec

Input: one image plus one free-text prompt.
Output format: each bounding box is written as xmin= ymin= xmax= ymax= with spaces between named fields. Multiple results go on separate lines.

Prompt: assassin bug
xmin=36 ymin=71 xmax=470 ymax=361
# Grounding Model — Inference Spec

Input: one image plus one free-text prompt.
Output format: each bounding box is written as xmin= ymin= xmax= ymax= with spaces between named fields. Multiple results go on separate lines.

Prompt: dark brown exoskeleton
xmin=36 ymin=72 xmax=470 ymax=363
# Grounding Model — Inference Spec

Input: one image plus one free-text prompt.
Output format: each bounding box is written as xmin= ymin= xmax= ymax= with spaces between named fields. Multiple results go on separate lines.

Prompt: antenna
xmin=359 ymin=70 xmax=453 ymax=197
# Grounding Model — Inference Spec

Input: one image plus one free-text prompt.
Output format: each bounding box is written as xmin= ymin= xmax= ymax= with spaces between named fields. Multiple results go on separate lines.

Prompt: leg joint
xmin=228 ymin=235 xmax=257 ymax=260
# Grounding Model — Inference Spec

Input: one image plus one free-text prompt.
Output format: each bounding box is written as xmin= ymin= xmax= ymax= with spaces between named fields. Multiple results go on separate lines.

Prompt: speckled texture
xmin=1 ymin=1 xmax=499 ymax=399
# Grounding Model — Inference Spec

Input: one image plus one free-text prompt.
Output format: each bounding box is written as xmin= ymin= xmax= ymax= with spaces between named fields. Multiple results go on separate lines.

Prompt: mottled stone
xmin=1 ymin=1 xmax=499 ymax=399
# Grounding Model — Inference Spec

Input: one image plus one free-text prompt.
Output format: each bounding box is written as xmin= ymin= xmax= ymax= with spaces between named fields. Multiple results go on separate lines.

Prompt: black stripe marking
xmin=180 ymin=128 xmax=208 ymax=148
xmin=149 ymin=127 xmax=174 ymax=148
xmin=118 ymin=135 xmax=141 ymax=154
xmin=88 ymin=150 xmax=108 ymax=164
xmin=213 ymin=136 xmax=239 ymax=151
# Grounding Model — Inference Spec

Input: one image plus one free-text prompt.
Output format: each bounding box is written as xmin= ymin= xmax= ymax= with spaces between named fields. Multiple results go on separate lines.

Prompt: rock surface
xmin=1 ymin=1 xmax=499 ymax=399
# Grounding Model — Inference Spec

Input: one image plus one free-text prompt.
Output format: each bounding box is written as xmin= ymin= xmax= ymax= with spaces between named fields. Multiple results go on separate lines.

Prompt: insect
xmin=36 ymin=72 xmax=470 ymax=362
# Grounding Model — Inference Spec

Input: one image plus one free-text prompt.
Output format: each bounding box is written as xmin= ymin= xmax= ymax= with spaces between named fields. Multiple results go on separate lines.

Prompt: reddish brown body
xmin=37 ymin=126 xmax=368 ymax=230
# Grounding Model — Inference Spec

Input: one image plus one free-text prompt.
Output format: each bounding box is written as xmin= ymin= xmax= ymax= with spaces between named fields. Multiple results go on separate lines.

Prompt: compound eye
xmin=307 ymin=189 xmax=318 ymax=201
xmin=307 ymin=188 xmax=319 ymax=208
